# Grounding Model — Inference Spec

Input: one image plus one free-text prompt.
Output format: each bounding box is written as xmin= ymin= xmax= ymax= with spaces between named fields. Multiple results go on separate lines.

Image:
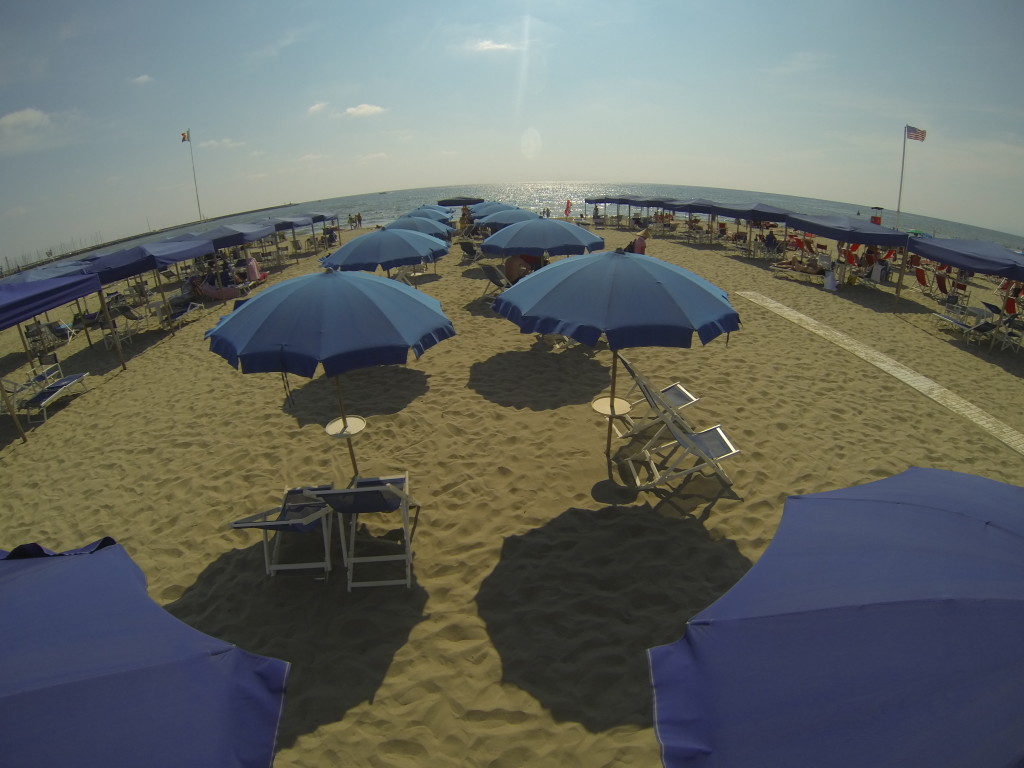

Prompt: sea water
xmin=73 ymin=181 xmax=1024 ymax=262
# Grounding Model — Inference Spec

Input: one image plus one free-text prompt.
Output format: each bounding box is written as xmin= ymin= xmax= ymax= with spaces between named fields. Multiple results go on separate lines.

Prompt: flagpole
xmin=892 ymin=124 xmax=909 ymax=228
xmin=185 ymin=131 xmax=204 ymax=222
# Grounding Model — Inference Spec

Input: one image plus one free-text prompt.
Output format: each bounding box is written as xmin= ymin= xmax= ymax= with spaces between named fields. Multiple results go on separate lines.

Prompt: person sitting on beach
xmin=631 ymin=229 xmax=648 ymax=255
xmin=504 ymin=254 xmax=540 ymax=284
xmin=773 ymin=255 xmax=824 ymax=274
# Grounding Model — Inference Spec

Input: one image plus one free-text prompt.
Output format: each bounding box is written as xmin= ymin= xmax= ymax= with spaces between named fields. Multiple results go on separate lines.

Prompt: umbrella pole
xmin=605 ymin=350 xmax=619 ymax=459
xmin=333 ymin=377 xmax=360 ymax=476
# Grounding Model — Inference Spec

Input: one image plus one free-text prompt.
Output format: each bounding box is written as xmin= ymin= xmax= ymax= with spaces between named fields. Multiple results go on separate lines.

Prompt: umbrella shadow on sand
xmin=165 ymin=544 xmax=428 ymax=751
xmin=284 ymin=367 xmax=430 ymax=427
xmin=474 ymin=505 xmax=750 ymax=732
xmin=468 ymin=348 xmax=609 ymax=410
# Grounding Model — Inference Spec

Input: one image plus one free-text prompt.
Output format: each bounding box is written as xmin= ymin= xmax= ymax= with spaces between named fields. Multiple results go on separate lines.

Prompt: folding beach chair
xmin=614 ymin=356 xmax=700 ymax=440
xmin=230 ymin=485 xmax=335 ymax=579
xmin=480 ymin=263 xmax=512 ymax=297
xmin=457 ymin=240 xmax=484 ymax=264
xmin=306 ymin=473 xmax=420 ymax=591
xmin=22 ymin=373 xmax=90 ymax=423
xmin=619 ymin=418 xmax=739 ymax=490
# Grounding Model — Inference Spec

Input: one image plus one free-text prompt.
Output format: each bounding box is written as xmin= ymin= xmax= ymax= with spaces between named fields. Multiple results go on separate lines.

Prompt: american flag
xmin=905 ymin=125 xmax=926 ymax=142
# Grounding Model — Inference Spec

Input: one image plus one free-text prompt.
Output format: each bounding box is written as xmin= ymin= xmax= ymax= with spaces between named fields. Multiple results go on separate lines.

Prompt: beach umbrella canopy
xmin=402 ymin=207 xmax=452 ymax=222
xmin=469 ymin=201 xmax=517 ymax=218
xmin=0 ymin=537 xmax=289 ymax=768
xmin=481 ymin=218 xmax=605 ymax=257
xmin=205 ymin=270 xmax=455 ymax=378
xmin=493 ymin=250 xmax=739 ymax=349
xmin=321 ymin=228 xmax=448 ymax=272
xmin=383 ymin=216 xmax=453 ymax=239
xmin=648 ymin=467 xmax=1024 ymax=768
xmin=437 ymin=195 xmax=485 ymax=207
xmin=476 ymin=208 xmax=541 ymax=231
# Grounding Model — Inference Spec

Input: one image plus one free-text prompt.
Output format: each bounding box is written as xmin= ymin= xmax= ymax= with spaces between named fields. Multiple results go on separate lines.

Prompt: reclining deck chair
xmin=230 ymin=484 xmax=335 ymax=579
xmin=615 ymin=356 xmax=700 ymax=440
xmin=457 ymin=240 xmax=484 ymax=264
xmin=480 ymin=263 xmax=513 ymax=297
xmin=620 ymin=418 xmax=739 ymax=490
xmin=306 ymin=473 xmax=420 ymax=591
xmin=22 ymin=372 xmax=90 ymax=423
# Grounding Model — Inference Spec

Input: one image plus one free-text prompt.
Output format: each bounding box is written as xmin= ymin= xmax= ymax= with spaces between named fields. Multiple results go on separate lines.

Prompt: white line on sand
xmin=738 ymin=291 xmax=1024 ymax=457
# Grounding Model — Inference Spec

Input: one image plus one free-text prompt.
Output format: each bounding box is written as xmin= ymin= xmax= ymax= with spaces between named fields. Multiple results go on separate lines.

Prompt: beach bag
xmin=623 ymin=238 xmax=636 ymax=253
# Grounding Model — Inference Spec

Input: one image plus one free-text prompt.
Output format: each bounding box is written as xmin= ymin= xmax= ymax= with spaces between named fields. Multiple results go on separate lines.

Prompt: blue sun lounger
xmin=22 ymin=373 xmax=89 ymax=423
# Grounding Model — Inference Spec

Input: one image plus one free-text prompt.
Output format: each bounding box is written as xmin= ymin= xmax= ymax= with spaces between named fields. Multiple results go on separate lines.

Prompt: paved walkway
xmin=738 ymin=291 xmax=1024 ymax=457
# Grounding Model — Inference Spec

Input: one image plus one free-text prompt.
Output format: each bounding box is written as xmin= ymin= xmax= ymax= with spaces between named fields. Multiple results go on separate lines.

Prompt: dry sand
xmin=2 ymin=225 xmax=1023 ymax=767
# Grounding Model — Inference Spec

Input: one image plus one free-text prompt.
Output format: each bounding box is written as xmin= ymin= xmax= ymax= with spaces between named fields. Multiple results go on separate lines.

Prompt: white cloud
xmin=299 ymin=153 xmax=330 ymax=162
xmin=130 ymin=74 xmax=152 ymax=85
xmin=0 ymin=107 xmax=69 ymax=154
xmin=4 ymin=205 xmax=29 ymax=218
xmin=308 ymin=101 xmax=329 ymax=115
xmin=470 ymin=40 xmax=519 ymax=52
xmin=250 ymin=150 xmax=266 ymax=157
xmin=199 ymin=138 xmax=246 ymax=149
xmin=357 ymin=152 xmax=387 ymax=164
xmin=345 ymin=104 xmax=386 ymax=117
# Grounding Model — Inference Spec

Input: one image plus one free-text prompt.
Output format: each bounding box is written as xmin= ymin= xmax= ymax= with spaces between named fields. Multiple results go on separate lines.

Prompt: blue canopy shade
xmin=0 ymin=273 xmax=103 ymax=331
xmin=648 ymin=467 xmax=1024 ymax=768
xmin=78 ymin=239 xmax=215 ymax=285
xmin=0 ymin=262 xmax=91 ymax=283
xmin=712 ymin=202 xmax=793 ymax=223
xmin=909 ymin=236 xmax=1024 ymax=280
xmin=321 ymin=228 xmax=448 ymax=272
xmin=786 ymin=214 xmax=909 ymax=246
xmin=492 ymin=250 xmax=739 ymax=349
xmin=205 ymin=270 xmax=456 ymax=378
xmin=168 ymin=221 xmax=276 ymax=250
xmin=0 ymin=537 xmax=289 ymax=767
xmin=481 ymin=218 xmax=604 ymax=257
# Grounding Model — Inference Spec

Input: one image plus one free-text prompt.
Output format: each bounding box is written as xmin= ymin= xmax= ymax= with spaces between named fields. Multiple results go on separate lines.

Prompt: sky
xmin=2 ymin=0 xmax=1023 ymax=267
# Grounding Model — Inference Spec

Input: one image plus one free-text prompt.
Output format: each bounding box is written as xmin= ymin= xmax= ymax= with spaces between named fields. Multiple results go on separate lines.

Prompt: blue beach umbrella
xmin=648 ymin=467 xmax=1024 ymax=768
xmin=384 ymin=216 xmax=453 ymax=239
xmin=476 ymin=208 xmax=541 ymax=231
xmin=0 ymin=537 xmax=289 ymax=768
xmin=402 ymin=207 xmax=451 ymax=222
xmin=469 ymin=201 xmax=517 ymax=219
xmin=481 ymin=218 xmax=604 ymax=257
xmin=492 ymin=249 xmax=739 ymax=456
xmin=321 ymin=228 xmax=449 ymax=272
xmin=205 ymin=270 xmax=455 ymax=472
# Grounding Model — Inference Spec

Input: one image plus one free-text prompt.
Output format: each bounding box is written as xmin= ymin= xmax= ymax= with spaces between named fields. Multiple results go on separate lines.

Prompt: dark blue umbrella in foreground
xmin=205 ymin=270 xmax=455 ymax=472
xmin=384 ymin=216 xmax=453 ymax=239
xmin=648 ymin=467 xmax=1024 ymax=768
xmin=321 ymin=228 xmax=448 ymax=272
xmin=492 ymin=249 xmax=738 ymax=456
xmin=0 ymin=537 xmax=289 ymax=768
xmin=482 ymin=217 xmax=604 ymax=257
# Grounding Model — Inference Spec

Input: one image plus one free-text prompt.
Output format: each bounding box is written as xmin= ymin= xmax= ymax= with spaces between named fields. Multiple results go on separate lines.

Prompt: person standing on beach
xmin=356 ymin=212 xmax=363 ymax=228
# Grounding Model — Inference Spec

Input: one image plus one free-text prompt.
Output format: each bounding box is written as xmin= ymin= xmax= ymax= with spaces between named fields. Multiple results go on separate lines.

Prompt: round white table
xmin=326 ymin=416 xmax=366 ymax=475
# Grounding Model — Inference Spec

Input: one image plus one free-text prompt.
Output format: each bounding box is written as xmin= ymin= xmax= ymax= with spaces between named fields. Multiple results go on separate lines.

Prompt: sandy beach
xmin=2 ymin=224 xmax=1023 ymax=767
